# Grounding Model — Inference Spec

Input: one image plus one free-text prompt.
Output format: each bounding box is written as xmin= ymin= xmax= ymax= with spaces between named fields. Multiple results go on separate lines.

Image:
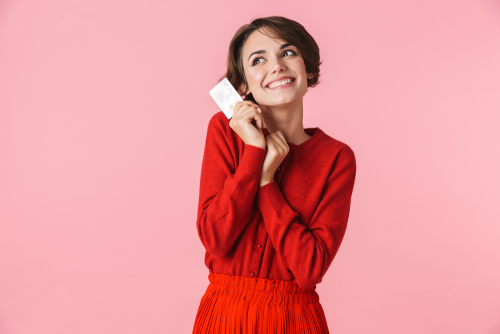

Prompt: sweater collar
xmin=262 ymin=127 xmax=322 ymax=151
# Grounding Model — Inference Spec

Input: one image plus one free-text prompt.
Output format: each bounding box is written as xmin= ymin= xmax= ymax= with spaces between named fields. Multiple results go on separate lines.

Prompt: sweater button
xmin=250 ymin=271 xmax=255 ymax=277
xmin=257 ymin=244 xmax=262 ymax=248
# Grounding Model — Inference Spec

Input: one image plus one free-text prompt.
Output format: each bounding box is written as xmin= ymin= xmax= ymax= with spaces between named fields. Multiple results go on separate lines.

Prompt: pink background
xmin=1 ymin=0 xmax=500 ymax=333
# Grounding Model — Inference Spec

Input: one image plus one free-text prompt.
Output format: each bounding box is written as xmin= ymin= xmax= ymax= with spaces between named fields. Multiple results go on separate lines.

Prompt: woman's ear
xmin=239 ymin=82 xmax=250 ymax=96
xmin=306 ymin=72 xmax=314 ymax=80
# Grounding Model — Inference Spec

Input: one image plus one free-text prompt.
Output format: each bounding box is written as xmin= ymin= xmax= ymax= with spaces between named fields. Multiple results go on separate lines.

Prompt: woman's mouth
xmin=266 ymin=77 xmax=296 ymax=90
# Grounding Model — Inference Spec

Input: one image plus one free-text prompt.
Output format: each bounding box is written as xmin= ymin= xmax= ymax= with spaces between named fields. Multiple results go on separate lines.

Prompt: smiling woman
xmin=192 ymin=15 xmax=357 ymax=334
xmin=222 ymin=16 xmax=322 ymax=106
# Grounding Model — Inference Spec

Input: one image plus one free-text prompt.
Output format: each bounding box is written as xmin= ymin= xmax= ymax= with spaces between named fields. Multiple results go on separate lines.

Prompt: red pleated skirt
xmin=192 ymin=273 xmax=330 ymax=334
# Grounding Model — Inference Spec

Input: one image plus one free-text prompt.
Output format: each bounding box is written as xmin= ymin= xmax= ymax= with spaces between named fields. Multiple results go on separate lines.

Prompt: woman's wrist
xmin=259 ymin=179 xmax=272 ymax=188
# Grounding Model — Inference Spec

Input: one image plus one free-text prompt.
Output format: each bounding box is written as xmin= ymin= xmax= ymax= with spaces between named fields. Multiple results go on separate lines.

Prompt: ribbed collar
xmin=262 ymin=127 xmax=323 ymax=152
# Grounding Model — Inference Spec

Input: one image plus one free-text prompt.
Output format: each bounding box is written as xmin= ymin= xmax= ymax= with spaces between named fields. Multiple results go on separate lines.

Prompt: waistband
xmin=207 ymin=273 xmax=319 ymax=306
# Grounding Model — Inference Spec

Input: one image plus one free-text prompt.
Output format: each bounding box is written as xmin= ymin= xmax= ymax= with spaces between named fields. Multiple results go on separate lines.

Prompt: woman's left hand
xmin=259 ymin=131 xmax=290 ymax=187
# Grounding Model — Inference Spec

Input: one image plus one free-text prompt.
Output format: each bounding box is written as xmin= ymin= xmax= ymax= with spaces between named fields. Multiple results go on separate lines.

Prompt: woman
xmin=193 ymin=16 xmax=357 ymax=334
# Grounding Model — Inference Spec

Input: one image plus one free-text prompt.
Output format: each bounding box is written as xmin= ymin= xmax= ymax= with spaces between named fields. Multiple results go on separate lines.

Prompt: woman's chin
xmin=257 ymin=93 xmax=302 ymax=106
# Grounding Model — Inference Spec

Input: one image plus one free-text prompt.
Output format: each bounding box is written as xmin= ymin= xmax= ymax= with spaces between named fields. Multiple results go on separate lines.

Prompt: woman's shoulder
xmin=205 ymin=111 xmax=232 ymax=139
xmin=208 ymin=111 xmax=230 ymax=129
xmin=317 ymin=129 xmax=356 ymax=162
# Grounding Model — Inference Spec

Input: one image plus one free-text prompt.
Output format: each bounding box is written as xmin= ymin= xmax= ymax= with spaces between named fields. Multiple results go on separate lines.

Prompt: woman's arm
xmin=196 ymin=113 xmax=267 ymax=258
xmin=256 ymin=145 xmax=357 ymax=289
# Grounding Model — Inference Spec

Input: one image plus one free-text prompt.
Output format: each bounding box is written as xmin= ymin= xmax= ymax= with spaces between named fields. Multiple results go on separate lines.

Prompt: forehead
xmin=243 ymin=29 xmax=288 ymax=55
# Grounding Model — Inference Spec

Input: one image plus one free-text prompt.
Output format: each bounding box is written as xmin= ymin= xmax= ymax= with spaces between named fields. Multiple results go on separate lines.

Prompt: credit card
xmin=209 ymin=77 xmax=243 ymax=119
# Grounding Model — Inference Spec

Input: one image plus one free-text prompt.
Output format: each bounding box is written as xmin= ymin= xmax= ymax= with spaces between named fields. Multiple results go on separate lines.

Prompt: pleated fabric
xmin=192 ymin=273 xmax=330 ymax=334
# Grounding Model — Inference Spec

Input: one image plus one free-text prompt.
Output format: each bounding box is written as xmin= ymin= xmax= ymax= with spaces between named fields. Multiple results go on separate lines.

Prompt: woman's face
xmin=239 ymin=29 xmax=314 ymax=107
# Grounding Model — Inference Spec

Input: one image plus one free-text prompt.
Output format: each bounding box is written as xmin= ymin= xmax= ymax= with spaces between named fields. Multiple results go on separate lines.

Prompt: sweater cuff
xmin=239 ymin=144 xmax=267 ymax=179
xmin=256 ymin=181 xmax=291 ymax=222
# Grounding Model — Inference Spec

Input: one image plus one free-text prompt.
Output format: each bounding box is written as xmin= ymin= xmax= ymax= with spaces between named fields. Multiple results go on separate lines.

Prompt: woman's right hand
xmin=228 ymin=101 xmax=266 ymax=149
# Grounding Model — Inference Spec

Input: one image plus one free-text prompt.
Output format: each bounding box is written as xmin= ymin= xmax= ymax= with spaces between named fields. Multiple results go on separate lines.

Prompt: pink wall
xmin=1 ymin=0 xmax=499 ymax=333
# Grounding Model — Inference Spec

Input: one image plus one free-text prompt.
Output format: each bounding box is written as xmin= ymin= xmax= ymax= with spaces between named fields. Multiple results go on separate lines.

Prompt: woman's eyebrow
xmin=248 ymin=43 xmax=294 ymax=61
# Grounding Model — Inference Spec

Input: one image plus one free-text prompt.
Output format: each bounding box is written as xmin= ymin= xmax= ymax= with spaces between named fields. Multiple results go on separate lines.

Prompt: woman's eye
xmin=252 ymin=58 xmax=263 ymax=66
xmin=251 ymin=49 xmax=297 ymax=66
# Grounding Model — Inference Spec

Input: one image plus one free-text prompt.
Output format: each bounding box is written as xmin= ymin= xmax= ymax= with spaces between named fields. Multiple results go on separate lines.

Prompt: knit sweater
xmin=196 ymin=111 xmax=357 ymax=290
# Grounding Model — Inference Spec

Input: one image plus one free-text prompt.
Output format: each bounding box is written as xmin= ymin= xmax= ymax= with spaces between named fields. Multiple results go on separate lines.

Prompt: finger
xmin=242 ymin=105 xmax=264 ymax=130
xmin=233 ymin=102 xmax=241 ymax=115
xmin=234 ymin=101 xmax=251 ymax=116
xmin=250 ymin=104 xmax=266 ymax=129
xmin=267 ymin=134 xmax=286 ymax=155
xmin=247 ymin=106 xmax=262 ymax=129
xmin=255 ymin=116 xmax=262 ymax=130
xmin=272 ymin=131 xmax=289 ymax=151
xmin=258 ymin=126 xmax=263 ymax=136
xmin=265 ymin=135 xmax=276 ymax=151
xmin=254 ymin=110 xmax=265 ymax=129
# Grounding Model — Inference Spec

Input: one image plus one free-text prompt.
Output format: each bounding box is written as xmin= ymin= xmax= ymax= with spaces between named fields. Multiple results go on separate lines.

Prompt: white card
xmin=209 ymin=77 xmax=243 ymax=119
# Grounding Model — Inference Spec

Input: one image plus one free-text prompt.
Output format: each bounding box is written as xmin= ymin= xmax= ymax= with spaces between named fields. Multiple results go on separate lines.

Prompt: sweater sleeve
xmin=196 ymin=113 xmax=267 ymax=258
xmin=255 ymin=145 xmax=357 ymax=289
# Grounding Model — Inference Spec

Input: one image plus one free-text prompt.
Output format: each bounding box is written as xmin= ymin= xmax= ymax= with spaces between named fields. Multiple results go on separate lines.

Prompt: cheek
xmin=292 ymin=59 xmax=307 ymax=74
xmin=246 ymin=69 xmax=266 ymax=87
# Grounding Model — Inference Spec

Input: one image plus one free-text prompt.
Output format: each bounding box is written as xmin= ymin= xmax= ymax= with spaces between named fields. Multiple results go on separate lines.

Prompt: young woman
xmin=192 ymin=16 xmax=357 ymax=334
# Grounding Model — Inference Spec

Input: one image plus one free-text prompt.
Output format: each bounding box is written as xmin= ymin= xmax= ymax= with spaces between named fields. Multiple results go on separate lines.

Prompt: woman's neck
xmin=260 ymin=102 xmax=308 ymax=146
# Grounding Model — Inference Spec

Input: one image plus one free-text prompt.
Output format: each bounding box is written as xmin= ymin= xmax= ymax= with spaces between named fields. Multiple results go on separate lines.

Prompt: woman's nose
xmin=270 ymin=56 xmax=287 ymax=73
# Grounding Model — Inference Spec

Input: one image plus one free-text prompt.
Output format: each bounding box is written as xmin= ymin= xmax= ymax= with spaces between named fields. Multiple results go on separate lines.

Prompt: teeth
xmin=268 ymin=78 xmax=293 ymax=88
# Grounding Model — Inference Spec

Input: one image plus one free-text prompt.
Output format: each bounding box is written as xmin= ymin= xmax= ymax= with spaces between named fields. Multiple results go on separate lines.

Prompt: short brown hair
xmin=218 ymin=16 xmax=322 ymax=105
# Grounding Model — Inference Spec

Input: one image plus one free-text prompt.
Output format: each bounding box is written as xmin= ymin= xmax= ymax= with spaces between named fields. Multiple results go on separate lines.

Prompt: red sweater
xmin=196 ymin=111 xmax=357 ymax=290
